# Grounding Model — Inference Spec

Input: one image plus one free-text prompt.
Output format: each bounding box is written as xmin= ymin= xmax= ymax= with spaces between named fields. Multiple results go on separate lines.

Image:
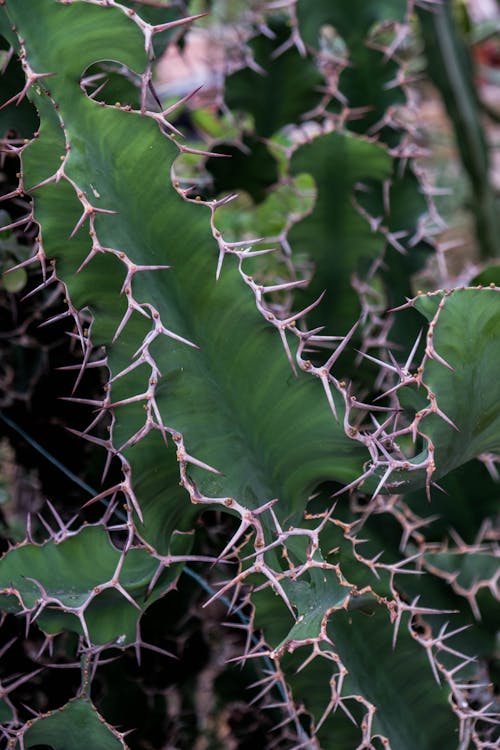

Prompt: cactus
xmin=0 ymin=1 xmax=498 ymax=749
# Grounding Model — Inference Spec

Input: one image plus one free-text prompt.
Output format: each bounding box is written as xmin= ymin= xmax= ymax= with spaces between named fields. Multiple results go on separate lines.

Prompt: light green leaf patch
xmin=418 ymin=288 xmax=500 ymax=473
xmin=0 ymin=525 xmax=177 ymax=645
xmin=22 ymin=698 xmax=127 ymax=749
xmin=289 ymin=130 xmax=392 ymax=333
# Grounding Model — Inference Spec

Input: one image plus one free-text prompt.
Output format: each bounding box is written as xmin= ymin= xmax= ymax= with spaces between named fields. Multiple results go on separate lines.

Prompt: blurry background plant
xmin=0 ymin=1 xmax=499 ymax=749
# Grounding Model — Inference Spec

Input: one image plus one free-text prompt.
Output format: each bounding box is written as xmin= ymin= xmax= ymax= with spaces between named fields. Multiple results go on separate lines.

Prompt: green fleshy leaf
xmin=423 ymin=549 xmax=498 ymax=596
xmin=22 ymin=698 xmax=126 ymax=749
xmin=414 ymin=288 xmax=500 ymax=477
xmin=214 ymin=174 xmax=315 ymax=242
xmin=0 ymin=525 xmax=177 ymax=644
xmin=296 ymin=0 xmax=406 ymax=137
xmin=279 ymin=570 xmax=352 ymax=650
xmin=225 ymin=22 xmax=325 ymax=138
xmin=289 ymin=130 xmax=392 ymax=332
xmin=9 ymin=0 xmax=368 ymax=540
xmin=253 ymin=589 xmax=458 ymax=750
xmin=383 ymin=288 xmax=500 ymax=491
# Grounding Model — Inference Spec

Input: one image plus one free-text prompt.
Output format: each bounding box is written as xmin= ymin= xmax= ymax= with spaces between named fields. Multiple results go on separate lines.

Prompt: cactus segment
xmin=20 ymin=698 xmax=128 ymax=749
xmin=296 ymin=0 xmax=407 ymax=136
xmin=0 ymin=525 xmax=179 ymax=645
xmin=289 ymin=131 xmax=392 ymax=333
xmin=384 ymin=287 xmax=500 ymax=492
xmin=250 ymin=578 xmax=459 ymax=750
xmin=224 ymin=21 xmax=326 ymax=138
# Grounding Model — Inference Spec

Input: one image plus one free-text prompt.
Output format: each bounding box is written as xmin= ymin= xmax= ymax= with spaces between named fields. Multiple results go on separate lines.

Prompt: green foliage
xmin=0 ymin=1 xmax=498 ymax=749
xmin=0 ymin=524 xmax=180 ymax=645
xmin=288 ymin=131 xmax=392 ymax=332
xmin=296 ymin=0 xmax=406 ymax=137
xmin=22 ymin=698 xmax=128 ymax=749
xmin=412 ymin=288 xmax=500 ymax=476
xmin=224 ymin=22 xmax=325 ymax=138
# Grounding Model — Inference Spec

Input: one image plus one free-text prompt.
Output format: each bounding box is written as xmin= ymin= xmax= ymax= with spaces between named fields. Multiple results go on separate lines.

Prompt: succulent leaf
xmin=21 ymin=698 xmax=127 ymax=749
xmin=0 ymin=525 xmax=177 ymax=645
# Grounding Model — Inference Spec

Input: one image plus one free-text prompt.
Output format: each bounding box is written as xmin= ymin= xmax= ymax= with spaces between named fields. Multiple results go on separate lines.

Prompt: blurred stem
xmin=418 ymin=1 xmax=500 ymax=259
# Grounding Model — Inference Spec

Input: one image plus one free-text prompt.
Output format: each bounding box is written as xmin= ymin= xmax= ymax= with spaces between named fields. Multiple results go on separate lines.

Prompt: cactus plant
xmin=0 ymin=1 xmax=498 ymax=749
